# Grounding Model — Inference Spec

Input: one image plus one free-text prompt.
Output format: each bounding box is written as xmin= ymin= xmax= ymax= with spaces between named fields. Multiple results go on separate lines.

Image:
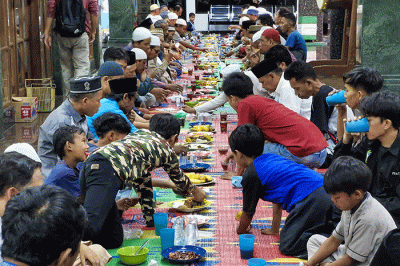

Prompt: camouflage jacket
xmin=90 ymin=129 xmax=194 ymax=225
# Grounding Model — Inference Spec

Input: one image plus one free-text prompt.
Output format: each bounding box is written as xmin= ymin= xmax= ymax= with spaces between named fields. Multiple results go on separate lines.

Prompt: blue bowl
xmin=180 ymin=163 xmax=211 ymax=172
xmin=189 ymin=122 xmax=212 ymax=127
xmin=161 ymin=245 xmax=206 ymax=264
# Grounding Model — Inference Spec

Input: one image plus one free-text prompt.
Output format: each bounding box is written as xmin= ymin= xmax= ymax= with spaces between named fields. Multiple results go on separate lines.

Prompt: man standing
xmin=39 ymin=76 xmax=103 ymax=179
xmin=44 ymin=0 xmax=98 ymax=95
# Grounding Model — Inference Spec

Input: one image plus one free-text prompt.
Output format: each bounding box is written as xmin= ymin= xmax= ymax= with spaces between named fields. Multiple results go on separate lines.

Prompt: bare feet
xmin=220 ymin=171 xmax=236 ymax=180
xmin=261 ymin=228 xmax=280 ymax=235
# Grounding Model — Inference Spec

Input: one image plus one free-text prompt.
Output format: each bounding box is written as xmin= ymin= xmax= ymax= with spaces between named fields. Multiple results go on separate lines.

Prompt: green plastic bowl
xmin=185 ymin=101 xmax=198 ymax=108
xmin=117 ymin=246 xmax=149 ymax=265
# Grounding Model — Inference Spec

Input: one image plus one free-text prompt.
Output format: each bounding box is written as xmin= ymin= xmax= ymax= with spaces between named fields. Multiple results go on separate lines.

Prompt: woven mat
xmin=108 ymin=171 xmax=305 ymax=265
xmin=106 ymin=62 xmax=305 ymax=265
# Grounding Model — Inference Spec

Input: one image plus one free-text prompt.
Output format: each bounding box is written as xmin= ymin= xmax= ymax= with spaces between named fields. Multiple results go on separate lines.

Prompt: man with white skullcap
xmin=146 ymin=4 xmax=163 ymax=24
xmin=174 ymin=19 xmax=207 ymax=52
xmin=168 ymin=13 xmax=178 ymax=26
xmin=147 ymin=36 xmax=182 ymax=93
xmin=132 ymin=27 xmax=152 ymax=55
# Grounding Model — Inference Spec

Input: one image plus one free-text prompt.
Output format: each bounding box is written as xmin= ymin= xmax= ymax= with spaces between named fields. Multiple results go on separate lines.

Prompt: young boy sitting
xmin=306 ymin=156 xmax=397 ymax=266
xmin=335 ymin=68 xmax=383 ymax=140
xmin=231 ymin=124 xmax=339 ymax=258
xmin=45 ymin=126 xmax=89 ymax=197
xmin=333 ymin=91 xmax=400 ymax=225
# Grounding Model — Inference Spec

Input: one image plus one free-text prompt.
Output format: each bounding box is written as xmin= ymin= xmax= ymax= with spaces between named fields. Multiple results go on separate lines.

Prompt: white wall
xmin=186 ymin=0 xmax=195 ymax=21
xmin=194 ymin=14 xmax=209 ymax=31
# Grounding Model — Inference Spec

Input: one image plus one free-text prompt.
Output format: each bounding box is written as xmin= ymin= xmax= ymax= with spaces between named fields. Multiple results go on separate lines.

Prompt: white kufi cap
xmin=150 ymin=4 xmax=160 ymax=11
xmin=168 ymin=13 xmax=178 ymax=20
xmin=131 ymin=48 xmax=147 ymax=60
xmin=4 ymin=143 xmax=41 ymax=163
xmin=132 ymin=27 xmax=152 ymax=41
xmin=176 ymin=18 xmax=187 ymax=26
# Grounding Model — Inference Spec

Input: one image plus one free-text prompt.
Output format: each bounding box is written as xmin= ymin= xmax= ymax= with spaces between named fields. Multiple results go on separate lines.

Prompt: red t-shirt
xmin=237 ymin=95 xmax=327 ymax=157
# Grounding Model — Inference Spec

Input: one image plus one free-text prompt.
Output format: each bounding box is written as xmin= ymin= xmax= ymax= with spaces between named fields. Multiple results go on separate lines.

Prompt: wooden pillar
xmin=29 ymin=0 xmax=42 ymax=79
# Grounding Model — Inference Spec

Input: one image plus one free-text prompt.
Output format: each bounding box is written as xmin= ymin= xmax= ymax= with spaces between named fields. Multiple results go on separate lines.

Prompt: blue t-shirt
xmin=285 ymin=30 xmax=307 ymax=56
xmin=87 ymin=98 xmax=137 ymax=140
xmin=242 ymin=153 xmax=323 ymax=215
xmin=45 ymin=160 xmax=82 ymax=197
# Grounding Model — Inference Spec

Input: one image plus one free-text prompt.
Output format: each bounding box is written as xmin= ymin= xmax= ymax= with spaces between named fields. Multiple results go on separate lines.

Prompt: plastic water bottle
xmin=172 ymin=217 xmax=185 ymax=246
xmin=176 ymin=97 xmax=183 ymax=107
xmin=185 ymin=217 xmax=198 ymax=246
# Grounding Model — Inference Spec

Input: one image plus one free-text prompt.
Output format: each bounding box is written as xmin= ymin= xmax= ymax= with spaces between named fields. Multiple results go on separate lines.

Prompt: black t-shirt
xmin=242 ymin=163 xmax=263 ymax=216
xmin=310 ymin=85 xmax=335 ymax=134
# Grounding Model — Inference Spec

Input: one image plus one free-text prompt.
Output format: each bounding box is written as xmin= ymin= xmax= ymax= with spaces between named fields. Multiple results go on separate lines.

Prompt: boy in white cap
xmin=130 ymin=48 xmax=160 ymax=107
xmin=174 ymin=19 xmax=207 ymax=52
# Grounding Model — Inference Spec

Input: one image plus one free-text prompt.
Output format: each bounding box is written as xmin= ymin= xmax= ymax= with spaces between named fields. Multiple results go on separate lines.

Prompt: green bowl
xmin=117 ymin=246 xmax=149 ymax=265
xmin=185 ymin=101 xmax=198 ymax=108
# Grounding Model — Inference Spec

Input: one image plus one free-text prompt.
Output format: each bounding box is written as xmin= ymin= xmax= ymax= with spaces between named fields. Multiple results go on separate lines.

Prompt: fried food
xmin=184 ymin=198 xmax=204 ymax=208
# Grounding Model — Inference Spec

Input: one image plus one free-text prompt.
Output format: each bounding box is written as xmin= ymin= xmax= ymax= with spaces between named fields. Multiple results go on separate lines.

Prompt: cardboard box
xmin=11 ymin=97 xmax=38 ymax=123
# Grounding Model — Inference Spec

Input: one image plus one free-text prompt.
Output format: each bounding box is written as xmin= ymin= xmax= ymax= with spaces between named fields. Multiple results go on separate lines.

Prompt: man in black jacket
xmin=333 ymin=91 xmax=400 ymax=225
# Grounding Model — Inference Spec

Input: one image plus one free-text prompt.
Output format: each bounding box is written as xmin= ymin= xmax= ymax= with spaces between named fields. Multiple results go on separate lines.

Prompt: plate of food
xmin=168 ymin=198 xmax=211 ymax=213
xmin=187 ymin=150 xmax=212 ymax=159
xmin=190 ymin=124 xmax=216 ymax=133
xmin=161 ymin=245 xmax=206 ymax=264
xmin=185 ymin=133 xmax=213 ymax=144
xmin=180 ymin=163 xmax=211 ymax=172
xmin=187 ymin=144 xmax=213 ymax=151
xmin=186 ymin=172 xmax=215 ymax=185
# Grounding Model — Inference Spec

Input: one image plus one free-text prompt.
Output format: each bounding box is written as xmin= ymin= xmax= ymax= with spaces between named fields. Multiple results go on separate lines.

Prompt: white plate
xmin=168 ymin=199 xmax=211 ymax=213
xmin=187 ymin=144 xmax=213 ymax=151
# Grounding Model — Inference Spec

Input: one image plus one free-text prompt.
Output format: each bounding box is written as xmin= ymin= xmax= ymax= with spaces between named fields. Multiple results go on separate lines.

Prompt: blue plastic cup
xmin=326 ymin=90 xmax=346 ymax=106
xmin=232 ymin=176 xmax=243 ymax=188
xmin=248 ymin=258 xmax=267 ymax=266
xmin=160 ymin=228 xmax=175 ymax=250
xmin=345 ymin=118 xmax=369 ymax=133
xmin=154 ymin=212 xmax=168 ymax=236
xmin=239 ymin=234 xmax=255 ymax=259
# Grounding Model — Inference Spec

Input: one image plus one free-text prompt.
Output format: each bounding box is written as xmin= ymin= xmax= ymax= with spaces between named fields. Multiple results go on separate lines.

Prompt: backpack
xmin=55 ymin=0 xmax=86 ymax=37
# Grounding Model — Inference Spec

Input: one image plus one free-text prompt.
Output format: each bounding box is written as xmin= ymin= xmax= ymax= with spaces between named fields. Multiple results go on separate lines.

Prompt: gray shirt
xmin=173 ymin=31 xmax=183 ymax=43
xmin=38 ymin=99 xmax=94 ymax=179
xmin=332 ymin=193 xmax=397 ymax=265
